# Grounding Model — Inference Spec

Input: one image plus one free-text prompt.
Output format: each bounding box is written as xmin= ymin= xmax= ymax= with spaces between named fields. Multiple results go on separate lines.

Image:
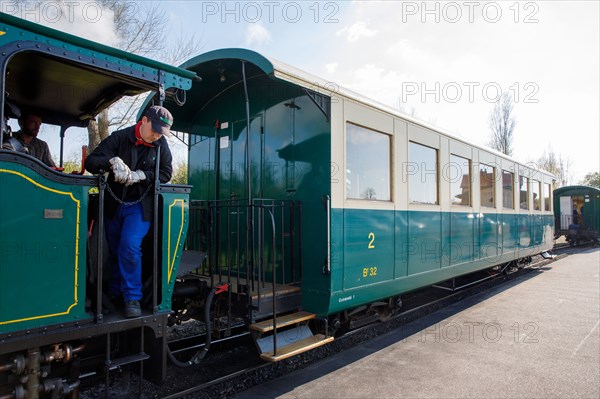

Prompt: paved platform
xmin=236 ymin=248 xmax=600 ymax=398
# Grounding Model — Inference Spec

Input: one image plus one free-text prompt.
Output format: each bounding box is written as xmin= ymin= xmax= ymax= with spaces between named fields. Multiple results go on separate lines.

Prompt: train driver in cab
xmin=7 ymin=111 xmax=56 ymax=167
xmin=85 ymin=105 xmax=174 ymax=318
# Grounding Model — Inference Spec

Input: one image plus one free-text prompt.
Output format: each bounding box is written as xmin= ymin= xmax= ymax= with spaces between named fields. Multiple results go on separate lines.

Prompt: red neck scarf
xmin=134 ymin=121 xmax=154 ymax=147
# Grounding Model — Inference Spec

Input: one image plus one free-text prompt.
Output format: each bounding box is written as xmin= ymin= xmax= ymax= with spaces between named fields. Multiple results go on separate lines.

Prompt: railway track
xmin=81 ymin=245 xmax=576 ymax=399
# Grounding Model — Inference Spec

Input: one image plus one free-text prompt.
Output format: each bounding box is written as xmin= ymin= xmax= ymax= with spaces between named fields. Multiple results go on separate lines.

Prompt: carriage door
xmin=215 ymin=115 xmax=265 ymax=201
xmin=559 ymin=196 xmax=572 ymax=229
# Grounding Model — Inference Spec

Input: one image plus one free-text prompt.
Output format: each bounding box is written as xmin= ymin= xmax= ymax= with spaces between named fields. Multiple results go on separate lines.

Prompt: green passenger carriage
xmin=159 ymin=48 xmax=555 ymax=361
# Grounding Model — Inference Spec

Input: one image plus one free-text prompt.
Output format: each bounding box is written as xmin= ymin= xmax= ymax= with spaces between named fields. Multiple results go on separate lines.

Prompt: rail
xmin=186 ymin=199 xmax=303 ymax=334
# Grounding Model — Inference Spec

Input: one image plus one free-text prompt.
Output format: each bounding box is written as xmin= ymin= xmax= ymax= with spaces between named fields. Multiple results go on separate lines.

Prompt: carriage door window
xmin=409 ymin=142 xmax=438 ymax=205
xmin=479 ymin=163 xmax=495 ymax=208
xmin=519 ymin=176 xmax=530 ymax=210
xmin=502 ymin=170 xmax=514 ymax=209
xmin=346 ymin=123 xmax=391 ymax=201
xmin=544 ymin=184 xmax=551 ymax=211
xmin=450 ymin=154 xmax=471 ymax=206
xmin=532 ymin=180 xmax=541 ymax=210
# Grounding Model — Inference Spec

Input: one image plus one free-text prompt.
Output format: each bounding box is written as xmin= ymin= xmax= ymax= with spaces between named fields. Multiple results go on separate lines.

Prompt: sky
xmin=3 ymin=0 xmax=599 ymax=182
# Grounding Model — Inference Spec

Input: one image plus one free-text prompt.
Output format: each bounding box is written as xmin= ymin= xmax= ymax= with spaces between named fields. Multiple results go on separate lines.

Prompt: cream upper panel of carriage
xmin=270 ymin=59 xmax=556 ymax=214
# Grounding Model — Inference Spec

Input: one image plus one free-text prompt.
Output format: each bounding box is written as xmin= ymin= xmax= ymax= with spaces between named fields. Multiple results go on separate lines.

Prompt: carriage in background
xmin=554 ymin=185 xmax=600 ymax=245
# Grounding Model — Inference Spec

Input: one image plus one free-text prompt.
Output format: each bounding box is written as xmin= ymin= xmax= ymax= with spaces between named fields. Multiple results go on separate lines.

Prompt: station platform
xmin=236 ymin=248 xmax=600 ymax=398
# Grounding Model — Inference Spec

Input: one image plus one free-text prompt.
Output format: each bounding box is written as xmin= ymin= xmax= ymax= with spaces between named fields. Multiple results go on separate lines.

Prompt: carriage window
xmin=532 ymin=180 xmax=541 ymax=210
xmin=409 ymin=142 xmax=438 ymax=205
xmin=480 ymin=163 xmax=495 ymax=208
xmin=346 ymin=123 xmax=391 ymax=201
xmin=502 ymin=170 xmax=514 ymax=209
xmin=450 ymin=154 xmax=471 ymax=206
xmin=544 ymin=183 xmax=551 ymax=211
xmin=519 ymin=176 xmax=529 ymax=210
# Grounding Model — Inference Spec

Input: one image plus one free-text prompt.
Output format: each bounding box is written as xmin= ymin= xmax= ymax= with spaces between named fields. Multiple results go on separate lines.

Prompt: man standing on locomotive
xmin=85 ymin=106 xmax=174 ymax=318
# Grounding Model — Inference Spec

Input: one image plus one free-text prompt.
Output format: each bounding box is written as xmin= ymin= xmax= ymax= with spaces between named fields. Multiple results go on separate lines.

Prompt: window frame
xmin=532 ymin=180 xmax=541 ymax=211
xmin=408 ymin=141 xmax=439 ymax=205
xmin=502 ymin=169 xmax=514 ymax=210
xmin=449 ymin=153 xmax=471 ymax=207
xmin=519 ymin=175 xmax=530 ymax=210
xmin=479 ymin=163 xmax=496 ymax=208
xmin=345 ymin=122 xmax=393 ymax=202
xmin=543 ymin=183 xmax=551 ymax=211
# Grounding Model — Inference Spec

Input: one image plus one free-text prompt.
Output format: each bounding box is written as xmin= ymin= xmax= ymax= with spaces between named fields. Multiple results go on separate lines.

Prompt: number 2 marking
xmin=368 ymin=232 xmax=375 ymax=249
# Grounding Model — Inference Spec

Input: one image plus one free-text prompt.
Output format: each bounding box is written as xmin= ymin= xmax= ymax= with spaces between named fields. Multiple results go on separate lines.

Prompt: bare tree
xmin=397 ymin=100 xmax=418 ymax=117
xmin=536 ymin=146 xmax=573 ymax=187
xmin=86 ymin=1 xmax=203 ymax=152
xmin=489 ymin=91 xmax=516 ymax=156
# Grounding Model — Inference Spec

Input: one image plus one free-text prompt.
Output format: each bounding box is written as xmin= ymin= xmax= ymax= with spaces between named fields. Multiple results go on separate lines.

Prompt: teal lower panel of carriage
xmin=303 ymin=208 xmax=554 ymax=316
xmin=0 ymin=163 xmax=92 ymax=334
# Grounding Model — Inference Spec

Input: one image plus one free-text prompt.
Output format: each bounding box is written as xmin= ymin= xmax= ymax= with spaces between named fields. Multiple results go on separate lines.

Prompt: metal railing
xmin=186 ymin=199 xmax=302 ymax=318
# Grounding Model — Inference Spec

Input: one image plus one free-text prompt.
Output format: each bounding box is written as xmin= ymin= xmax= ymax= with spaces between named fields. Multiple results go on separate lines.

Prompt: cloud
xmin=245 ymin=23 xmax=271 ymax=46
xmin=337 ymin=21 xmax=377 ymax=42
xmin=325 ymin=63 xmax=339 ymax=73
xmin=4 ymin=1 xmax=119 ymax=46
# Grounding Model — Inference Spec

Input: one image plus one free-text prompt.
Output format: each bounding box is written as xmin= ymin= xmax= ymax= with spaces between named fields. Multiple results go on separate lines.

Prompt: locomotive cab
xmin=0 ymin=12 xmax=195 ymax=397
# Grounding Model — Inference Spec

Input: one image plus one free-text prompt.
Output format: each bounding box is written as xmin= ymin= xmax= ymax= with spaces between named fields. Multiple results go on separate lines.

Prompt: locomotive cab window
xmin=520 ymin=175 xmax=530 ymax=210
xmin=408 ymin=142 xmax=438 ymax=205
xmin=449 ymin=154 xmax=471 ymax=206
xmin=502 ymin=170 xmax=514 ymax=209
xmin=479 ymin=163 xmax=495 ymax=208
xmin=345 ymin=123 xmax=391 ymax=201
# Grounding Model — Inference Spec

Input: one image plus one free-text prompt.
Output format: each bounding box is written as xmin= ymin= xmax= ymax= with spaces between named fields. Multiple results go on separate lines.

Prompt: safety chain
xmin=104 ymin=181 xmax=153 ymax=206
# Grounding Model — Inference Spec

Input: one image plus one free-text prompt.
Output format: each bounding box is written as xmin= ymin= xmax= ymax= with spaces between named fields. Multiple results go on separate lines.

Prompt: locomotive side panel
xmin=0 ymin=158 xmax=92 ymax=334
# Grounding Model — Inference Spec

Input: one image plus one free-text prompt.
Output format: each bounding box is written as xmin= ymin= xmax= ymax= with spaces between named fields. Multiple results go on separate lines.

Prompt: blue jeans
xmin=106 ymin=203 xmax=151 ymax=301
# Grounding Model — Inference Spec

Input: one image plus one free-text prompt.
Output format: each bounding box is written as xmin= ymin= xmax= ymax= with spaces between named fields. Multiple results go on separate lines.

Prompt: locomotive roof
xmin=155 ymin=48 xmax=554 ymax=179
xmin=0 ymin=12 xmax=196 ymax=128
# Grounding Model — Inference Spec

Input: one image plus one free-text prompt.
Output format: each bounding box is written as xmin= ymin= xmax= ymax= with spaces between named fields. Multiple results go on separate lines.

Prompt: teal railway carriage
xmin=0 ymin=12 xmax=194 ymax=397
xmin=554 ymin=185 xmax=600 ymax=245
xmin=157 ymin=48 xmax=556 ymax=361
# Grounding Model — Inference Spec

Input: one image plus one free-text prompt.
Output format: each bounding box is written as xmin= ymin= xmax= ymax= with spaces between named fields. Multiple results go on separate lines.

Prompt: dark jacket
xmin=12 ymin=131 xmax=56 ymax=167
xmin=85 ymin=125 xmax=172 ymax=221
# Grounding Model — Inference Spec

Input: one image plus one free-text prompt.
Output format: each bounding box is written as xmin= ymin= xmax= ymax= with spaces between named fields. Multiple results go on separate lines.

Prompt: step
xmin=259 ymin=334 xmax=334 ymax=362
xmin=250 ymin=284 xmax=301 ymax=300
xmin=105 ymin=352 xmax=150 ymax=369
xmin=250 ymin=311 xmax=315 ymax=333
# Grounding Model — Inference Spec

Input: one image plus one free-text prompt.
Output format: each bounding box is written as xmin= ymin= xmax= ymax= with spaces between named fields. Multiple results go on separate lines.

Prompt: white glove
xmin=125 ymin=170 xmax=146 ymax=186
xmin=109 ymin=157 xmax=131 ymax=184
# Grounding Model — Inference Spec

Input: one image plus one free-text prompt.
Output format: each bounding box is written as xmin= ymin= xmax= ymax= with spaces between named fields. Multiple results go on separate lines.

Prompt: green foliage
xmin=581 ymin=172 xmax=600 ymax=188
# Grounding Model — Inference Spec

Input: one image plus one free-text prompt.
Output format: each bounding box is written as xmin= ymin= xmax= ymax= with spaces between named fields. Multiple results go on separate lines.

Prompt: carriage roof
xmin=159 ymin=48 xmax=554 ymax=178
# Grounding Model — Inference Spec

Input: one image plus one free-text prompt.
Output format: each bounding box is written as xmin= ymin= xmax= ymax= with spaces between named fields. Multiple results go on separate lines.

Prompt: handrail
xmin=324 ymin=195 xmax=331 ymax=275
xmin=152 ymin=147 xmax=161 ymax=313
xmin=96 ymin=174 xmax=106 ymax=323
